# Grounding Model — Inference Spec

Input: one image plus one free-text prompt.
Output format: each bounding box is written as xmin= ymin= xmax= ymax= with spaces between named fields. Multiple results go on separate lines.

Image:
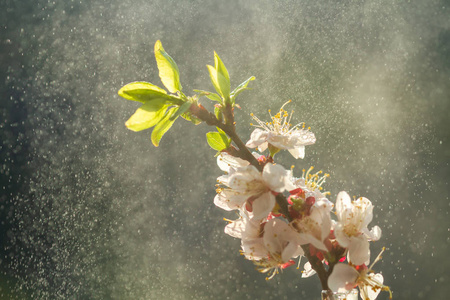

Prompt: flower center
xmin=301 ymin=166 xmax=330 ymax=193
xmin=342 ymin=198 xmax=368 ymax=236
xmin=250 ymin=100 xmax=310 ymax=136
xmin=245 ymin=179 xmax=269 ymax=194
xmin=254 ymin=252 xmax=294 ymax=280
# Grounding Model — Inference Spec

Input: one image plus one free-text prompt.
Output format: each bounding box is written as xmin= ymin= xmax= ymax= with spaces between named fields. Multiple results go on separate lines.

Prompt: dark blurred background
xmin=1 ymin=0 xmax=449 ymax=299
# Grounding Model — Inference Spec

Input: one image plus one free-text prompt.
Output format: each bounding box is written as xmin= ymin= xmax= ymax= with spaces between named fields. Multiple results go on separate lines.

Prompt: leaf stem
xmin=189 ymin=103 xmax=261 ymax=170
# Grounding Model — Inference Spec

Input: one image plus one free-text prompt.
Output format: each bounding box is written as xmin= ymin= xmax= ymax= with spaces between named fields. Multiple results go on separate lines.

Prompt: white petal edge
xmin=328 ymin=263 xmax=359 ymax=293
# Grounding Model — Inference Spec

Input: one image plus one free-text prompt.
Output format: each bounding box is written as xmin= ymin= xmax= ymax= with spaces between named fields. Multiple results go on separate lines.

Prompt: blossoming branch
xmin=117 ymin=40 xmax=392 ymax=300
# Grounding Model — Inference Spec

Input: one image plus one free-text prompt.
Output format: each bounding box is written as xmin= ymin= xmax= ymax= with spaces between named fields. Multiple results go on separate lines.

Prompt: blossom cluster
xmin=214 ymin=104 xmax=392 ymax=299
xmin=118 ymin=41 xmax=392 ymax=299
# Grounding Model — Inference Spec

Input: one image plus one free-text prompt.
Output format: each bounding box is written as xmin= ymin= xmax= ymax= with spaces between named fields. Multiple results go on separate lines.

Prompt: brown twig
xmin=189 ymin=103 xmax=260 ymax=170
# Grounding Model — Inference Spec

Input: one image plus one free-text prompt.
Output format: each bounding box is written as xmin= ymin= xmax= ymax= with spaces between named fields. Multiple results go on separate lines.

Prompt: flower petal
xmin=281 ymin=240 xmax=303 ymax=262
xmin=214 ymin=189 xmax=245 ymax=211
xmin=298 ymin=232 xmax=328 ymax=251
xmin=334 ymin=222 xmax=351 ymax=248
xmin=328 ymin=263 xmax=359 ymax=293
xmin=252 ymin=192 xmax=276 ymax=220
xmin=262 ymin=163 xmax=290 ymax=192
xmin=267 ymin=133 xmax=292 ymax=149
xmin=293 ymin=129 xmax=316 ymax=145
xmin=263 ymin=219 xmax=302 ymax=262
xmin=224 ymin=218 xmax=245 ymax=238
xmin=257 ymin=141 xmax=268 ymax=152
xmin=347 ymin=235 xmax=370 ymax=266
xmin=217 ymin=152 xmax=249 ymax=173
xmin=214 ymin=192 xmax=234 ymax=211
xmin=365 ymin=273 xmax=384 ymax=300
xmin=228 ymin=165 xmax=261 ymax=191
xmin=241 ymin=237 xmax=267 ymax=260
xmin=364 ymin=225 xmax=382 ymax=241
xmin=353 ymin=197 xmax=374 ymax=228
xmin=288 ymin=146 xmax=305 ymax=159
xmin=301 ymin=262 xmax=316 ymax=278
xmin=314 ymin=196 xmax=334 ymax=211
xmin=336 ymin=191 xmax=352 ymax=221
xmin=246 ymin=128 xmax=268 ymax=148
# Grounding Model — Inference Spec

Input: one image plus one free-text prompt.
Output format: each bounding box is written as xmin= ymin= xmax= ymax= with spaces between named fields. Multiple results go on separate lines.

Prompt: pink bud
xmin=306 ymin=196 xmax=315 ymax=206
xmin=289 ymin=188 xmax=303 ymax=195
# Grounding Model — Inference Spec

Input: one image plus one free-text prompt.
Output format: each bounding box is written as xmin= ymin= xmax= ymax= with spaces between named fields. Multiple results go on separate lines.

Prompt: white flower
xmin=334 ymin=191 xmax=382 ymax=266
xmin=328 ymin=249 xmax=392 ymax=300
xmin=214 ymin=163 xmax=293 ymax=220
xmin=292 ymin=203 xmax=333 ymax=251
xmin=289 ymin=166 xmax=334 ymax=251
xmin=255 ymin=218 xmax=303 ymax=279
xmin=246 ymin=100 xmax=316 ymax=159
xmin=224 ymin=213 xmax=303 ymax=278
xmin=291 ymin=166 xmax=330 ymax=201
xmin=224 ymin=209 xmax=268 ymax=261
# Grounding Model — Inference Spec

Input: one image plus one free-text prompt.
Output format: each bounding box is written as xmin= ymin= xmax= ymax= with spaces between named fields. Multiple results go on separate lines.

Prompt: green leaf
xmin=206 ymin=131 xmax=231 ymax=151
xmin=206 ymin=65 xmax=221 ymax=97
xmin=216 ymin=127 xmax=227 ymax=137
xmin=214 ymin=105 xmax=223 ymax=122
xmin=181 ymin=111 xmax=202 ymax=125
xmin=154 ymin=40 xmax=182 ymax=93
xmin=230 ymin=76 xmax=255 ymax=104
xmin=193 ymin=89 xmax=222 ymax=103
xmin=214 ymin=52 xmax=230 ymax=91
xmin=118 ymin=81 xmax=170 ymax=103
xmin=207 ymin=65 xmax=230 ymax=102
xmin=151 ymin=107 xmax=178 ymax=147
xmin=125 ymin=99 xmax=169 ymax=132
xmin=170 ymin=101 xmax=192 ymax=121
